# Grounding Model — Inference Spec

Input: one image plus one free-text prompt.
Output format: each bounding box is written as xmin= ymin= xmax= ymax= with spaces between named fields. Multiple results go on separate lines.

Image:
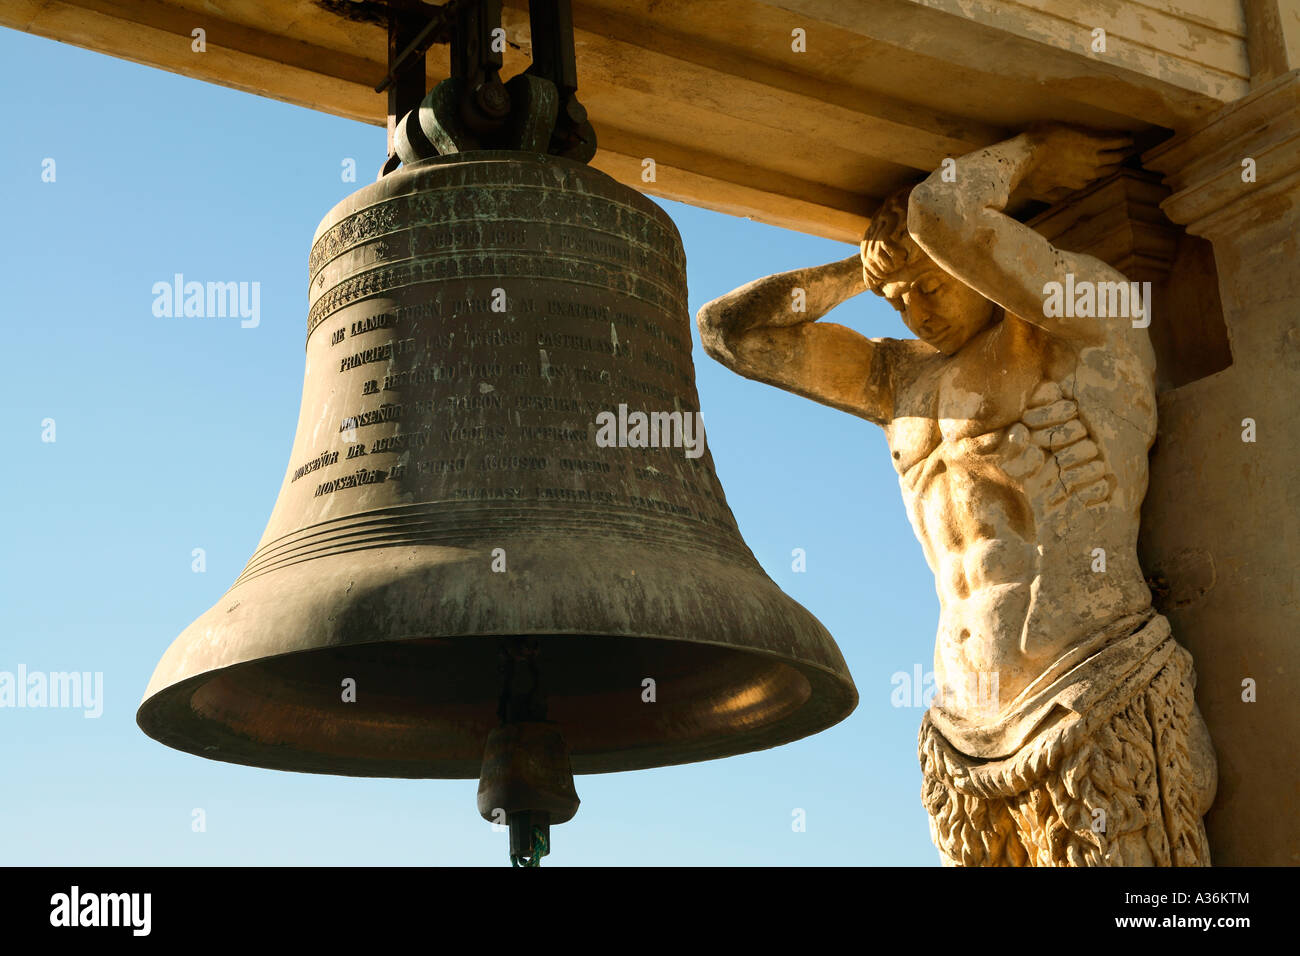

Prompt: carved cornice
xmin=1144 ymin=70 xmax=1300 ymax=238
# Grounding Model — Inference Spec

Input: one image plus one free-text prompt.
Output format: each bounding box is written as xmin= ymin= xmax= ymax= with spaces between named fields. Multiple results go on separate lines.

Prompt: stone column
xmin=1140 ymin=70 xmax=1300 ymax=866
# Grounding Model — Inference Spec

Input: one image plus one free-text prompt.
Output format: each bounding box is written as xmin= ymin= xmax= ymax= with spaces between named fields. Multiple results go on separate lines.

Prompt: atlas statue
xmin=698 ymin=126 xmax=1217 ymax=866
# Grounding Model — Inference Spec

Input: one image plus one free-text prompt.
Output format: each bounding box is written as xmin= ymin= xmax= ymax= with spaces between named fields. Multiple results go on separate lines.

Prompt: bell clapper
xmin=476 ymin=639 xmax=580 ymax=866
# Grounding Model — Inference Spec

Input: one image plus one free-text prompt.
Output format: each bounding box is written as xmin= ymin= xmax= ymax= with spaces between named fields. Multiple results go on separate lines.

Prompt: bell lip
xmin=137 ymin=536 xmax=858 ymax=780
xmin=135 ymin=629 xmax=858 ymax=780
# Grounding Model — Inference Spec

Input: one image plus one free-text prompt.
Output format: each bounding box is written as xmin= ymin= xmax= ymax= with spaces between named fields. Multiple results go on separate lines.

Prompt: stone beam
xmin=0 ymin=0 xmax=1257 ymax=241
xmin=764 ymin=0 xmax=1249 ymax=128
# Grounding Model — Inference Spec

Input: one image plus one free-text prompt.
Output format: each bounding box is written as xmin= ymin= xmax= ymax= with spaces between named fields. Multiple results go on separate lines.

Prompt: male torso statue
xmin=698 ymin=127 xmax=1217 ymax=866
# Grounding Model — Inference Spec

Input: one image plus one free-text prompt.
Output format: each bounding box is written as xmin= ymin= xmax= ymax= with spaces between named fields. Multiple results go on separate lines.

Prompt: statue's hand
xmin=1022 ymin=124 xmax=1132 ymax=201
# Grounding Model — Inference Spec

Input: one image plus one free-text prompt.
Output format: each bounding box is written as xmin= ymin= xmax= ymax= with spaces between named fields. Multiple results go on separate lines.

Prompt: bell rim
xmin=137 ymin=630 xmax=858 ymax=779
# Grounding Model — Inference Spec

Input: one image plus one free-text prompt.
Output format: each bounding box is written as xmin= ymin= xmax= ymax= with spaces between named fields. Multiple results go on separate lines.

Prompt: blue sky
xmin=0 ymin=28 xmax=941 ymax=865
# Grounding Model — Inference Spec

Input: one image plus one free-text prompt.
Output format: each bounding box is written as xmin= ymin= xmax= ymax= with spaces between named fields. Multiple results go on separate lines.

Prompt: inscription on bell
xmin=257 ymin=153 xmax=731 ymax=557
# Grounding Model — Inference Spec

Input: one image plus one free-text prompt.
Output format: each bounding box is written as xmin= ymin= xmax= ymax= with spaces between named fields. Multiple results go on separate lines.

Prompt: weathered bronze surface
xmin=138 ymin=151 xmax=857 ymax=778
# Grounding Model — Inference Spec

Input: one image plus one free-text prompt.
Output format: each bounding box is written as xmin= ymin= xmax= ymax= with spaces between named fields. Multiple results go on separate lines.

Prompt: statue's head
xmin=861 ymin=184 xmax=997 ymax=355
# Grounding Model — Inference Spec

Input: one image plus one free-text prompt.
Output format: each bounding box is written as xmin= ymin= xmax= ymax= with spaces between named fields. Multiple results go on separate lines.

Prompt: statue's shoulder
xmin=878 ymin=336 xmax=941 ymax=375
xmin=873 ymin=338 xmax=945 ymax=424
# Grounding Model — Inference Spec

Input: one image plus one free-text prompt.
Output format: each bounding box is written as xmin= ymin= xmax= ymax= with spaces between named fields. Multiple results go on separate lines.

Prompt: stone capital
xmin=1143 ymin=70 xmax=1300 ymax=241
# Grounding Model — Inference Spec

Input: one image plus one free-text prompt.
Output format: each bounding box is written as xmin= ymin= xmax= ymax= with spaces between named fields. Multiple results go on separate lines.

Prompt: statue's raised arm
xmin=907 ymin=126 xmax=1138 ymax=345
xmin=696 ymin=253 xmax=903 ymax=425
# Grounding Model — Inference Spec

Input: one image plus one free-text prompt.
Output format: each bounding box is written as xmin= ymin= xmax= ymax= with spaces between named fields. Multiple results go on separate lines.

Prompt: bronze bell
xmin=137 ymin=150 xmax=857 ymax=858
